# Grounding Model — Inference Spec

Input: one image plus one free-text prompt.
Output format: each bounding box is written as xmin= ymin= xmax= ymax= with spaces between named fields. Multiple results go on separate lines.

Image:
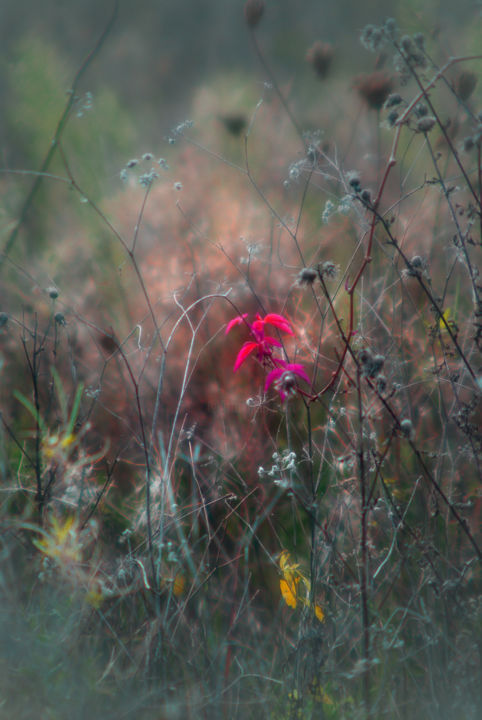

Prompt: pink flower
xmin=265 ymin=362 xmax=310 ymax=401
xmin=226 ymin=312 xmax=294 ymax=371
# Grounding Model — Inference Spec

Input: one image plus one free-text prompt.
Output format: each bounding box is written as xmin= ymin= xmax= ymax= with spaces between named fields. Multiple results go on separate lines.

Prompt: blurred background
xmin=1 ymin=0 xmax=479 ymax=173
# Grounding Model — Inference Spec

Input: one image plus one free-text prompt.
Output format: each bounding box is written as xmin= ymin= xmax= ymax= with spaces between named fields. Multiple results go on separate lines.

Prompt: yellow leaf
xmin=173 ymin=573 xmax=185 ymax=597
xmin=280 ymin=577 xmax=299 ymax=608
xmin=439 ymin=308 xmax=450 ymax=329
xmin=314 ymin=603 xmax=325 ymax=622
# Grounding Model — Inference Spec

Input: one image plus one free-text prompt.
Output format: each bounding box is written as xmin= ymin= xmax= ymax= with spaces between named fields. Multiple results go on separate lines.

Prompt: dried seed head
xmin=400 ymin=419 xmax=414 ymax=440
xmin=367 ymin=354 xmax=385 ymax=378
xmin=360 ymin=189 xmax=372 ymax=204
xmin=219 ymin=113 xmax=247 ymax=136
xmin=387 ymin=110 xmax=399 ymax=127
xmin=404 ymin=255 xmax=426 ymax=278
xmin=244 ymin=0 xmax=265 ymax=28
xmin=463 ymin=136 xmax=475 ymax=152
xmin=297 ymin=267 xmax=318 ymax=286
xmin=47 ymin=286 xmax=59 ymax=299
xmin=416 ymin=116 xmax=436 ymax=133
xmin=384 ymin=18 xmax=398 ymax=40
xmin=348 ymin=171 xmax=361 ymax=191
xmin=455 ymin=71 xmax=478 ymax=102
xmin=319 ymin=260 xmax=339 ymax=279
xmin=360 ymin=24 xmax=384 ymax=52
xmin=306 ymin=41 xmax=334 ymax=80
xmin=355 ymin=71 xmax=394 ymax=110
xmin=400 ymin=35 xmax=413 ymax=55
xmin=358 ymin=348 xmax=373 ymax=366
xmin=376 ymin=374 xmax=387 ymax=394
xmin=413 ymin=32 xmax=425 ymax=50
xmin=385 ymin=93 xmax=403 ymax=108
xmin=414 ymin=102 xmax=428 ymax=117
xmin=0 ymin=312 xmax=8 ymax=328
xmin=54 ymin=312 xmax=66 ymax=326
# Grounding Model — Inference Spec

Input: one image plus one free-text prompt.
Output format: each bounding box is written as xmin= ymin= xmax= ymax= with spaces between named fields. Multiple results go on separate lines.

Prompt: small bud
xmin=360 ymin=189 xmax=372 ymax=204
xmin=142 ymin=152 xmax=154 ymax=162
xmin=463 ymin=136 xmax=475 ymax=152
xmin=0 ymin=312 xmax=8 ymax=328
xmin=244 ymin=0 xmax=265 ymax=29
xmin=126 ymin=158 xmax=138 ymax=169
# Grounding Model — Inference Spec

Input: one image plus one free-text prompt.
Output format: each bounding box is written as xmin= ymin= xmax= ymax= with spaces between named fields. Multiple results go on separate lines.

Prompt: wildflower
xmin=265 ymin=362 xmax=310 ymax=401
xmin=33 ymin=515 xmax=82 ymax=565
xmin=226 ymin=312 xmax=294 ymax=371
xmin=279 ymin=550 xmax=324 ymax=622
xmin=42 ymin=431 xmax=76 ymax=460
xmin=139 ymin=170 xmax=159 ymax=187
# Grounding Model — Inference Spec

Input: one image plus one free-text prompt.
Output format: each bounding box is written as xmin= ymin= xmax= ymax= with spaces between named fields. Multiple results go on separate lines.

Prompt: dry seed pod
xmin=244 ymin=0 xmax=265 ymax=29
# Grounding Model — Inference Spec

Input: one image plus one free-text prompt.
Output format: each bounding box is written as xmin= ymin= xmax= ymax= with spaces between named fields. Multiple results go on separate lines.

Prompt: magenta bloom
xmin=226 ymin=312 xmax=294 ymax=371
xmin=265 ymin=362 xmax=310 ymax=401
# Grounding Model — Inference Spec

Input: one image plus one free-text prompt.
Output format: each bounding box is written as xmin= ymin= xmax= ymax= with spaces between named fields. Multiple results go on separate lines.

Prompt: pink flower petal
xmin=262 ymin=313 xmax=294 ymax=335
xmin=233 ymin=341 xmax=258 ymax=371
xmin=225 ymin=313 xmax=249 ymax=335
xmin=264 ymin=367 xmax=283 ymax=392
xmin=288 ymin=363 xmax=311 ymax=385
xmin=262 ymin=336 xmax=283 ymax=348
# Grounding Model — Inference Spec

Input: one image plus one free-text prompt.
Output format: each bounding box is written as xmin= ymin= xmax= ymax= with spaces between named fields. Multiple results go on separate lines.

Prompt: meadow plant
xmin=0 ymin=3 xmax=481 ymax=718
